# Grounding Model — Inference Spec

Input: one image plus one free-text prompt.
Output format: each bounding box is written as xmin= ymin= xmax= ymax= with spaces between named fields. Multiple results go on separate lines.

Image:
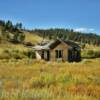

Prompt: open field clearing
xmin=0 ymin=29 xmax=100 ymax=100
xmin=0 ymin=59 xmax=99 ymax=100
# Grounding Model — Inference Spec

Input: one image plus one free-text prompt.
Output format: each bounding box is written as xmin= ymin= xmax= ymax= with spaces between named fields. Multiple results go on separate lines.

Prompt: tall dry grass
xmin=0 ymin=59 xmax=99 ymax=100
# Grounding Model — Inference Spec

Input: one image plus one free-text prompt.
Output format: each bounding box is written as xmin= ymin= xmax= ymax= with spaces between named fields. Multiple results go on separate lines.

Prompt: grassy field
xmin=24 ymin=32 xmax=43 ymax=44
xmin=0 ymin=59 xmax=99 ymax=100
xmin=0 ymin=32 xmax=100 ymax=100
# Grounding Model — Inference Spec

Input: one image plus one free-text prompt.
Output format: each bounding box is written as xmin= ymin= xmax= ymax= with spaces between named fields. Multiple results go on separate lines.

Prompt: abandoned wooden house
xmin=33 ymin=39 xmax=81 ymax=62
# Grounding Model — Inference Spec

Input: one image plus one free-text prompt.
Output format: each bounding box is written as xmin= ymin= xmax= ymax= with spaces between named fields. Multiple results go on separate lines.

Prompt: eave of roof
xmin=33 ymin=39 xmax=80 ymax=50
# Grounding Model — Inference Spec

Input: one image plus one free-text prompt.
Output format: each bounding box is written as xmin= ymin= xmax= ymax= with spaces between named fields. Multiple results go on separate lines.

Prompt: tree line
xmin=0 ymin=19 xmax=100 ymax=46
xmin=0 ymin=20 xmax=25 ymax=43
xmin=32 ymin=28 xmax=100 ymax=46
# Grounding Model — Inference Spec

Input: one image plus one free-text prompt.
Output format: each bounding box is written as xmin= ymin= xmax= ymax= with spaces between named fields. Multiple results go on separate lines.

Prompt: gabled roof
xmin=33 ymin=39 xmax=80 ymax=50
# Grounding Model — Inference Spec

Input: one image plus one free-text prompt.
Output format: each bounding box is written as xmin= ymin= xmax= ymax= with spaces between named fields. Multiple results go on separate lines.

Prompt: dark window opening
xmin=41 ymin=51 xmax=44 ymax=59
xmin=41 ymin=50 xmax=50 ymax=61
xmin=55 ymin=50 xmax=63 ymax=58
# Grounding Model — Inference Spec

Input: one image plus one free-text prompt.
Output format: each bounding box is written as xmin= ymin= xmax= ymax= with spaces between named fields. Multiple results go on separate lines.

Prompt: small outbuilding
xmin=33 ymin=39 xmax=81 ymax=62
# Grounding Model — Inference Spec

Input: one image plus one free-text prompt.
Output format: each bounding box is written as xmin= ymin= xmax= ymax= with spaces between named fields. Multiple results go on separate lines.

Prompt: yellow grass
xmin=0 ymin=33 xmax=100 ymax=99
xmin=0 ymin=59 xmax=100 ymax=100
xmin=24 ymin=32 xmax=43 ymax=44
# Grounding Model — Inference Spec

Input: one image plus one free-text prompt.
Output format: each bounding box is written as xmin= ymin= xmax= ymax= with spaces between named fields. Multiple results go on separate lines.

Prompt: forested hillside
xmin=0 ymin=19 xmax=100 ymax=46
xmin=32 ymin=29 xmax=100 ymax=46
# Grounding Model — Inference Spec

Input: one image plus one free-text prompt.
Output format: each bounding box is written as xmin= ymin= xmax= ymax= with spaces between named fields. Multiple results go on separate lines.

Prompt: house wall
xmin=50 ymin=42 xmax=70 ymax=61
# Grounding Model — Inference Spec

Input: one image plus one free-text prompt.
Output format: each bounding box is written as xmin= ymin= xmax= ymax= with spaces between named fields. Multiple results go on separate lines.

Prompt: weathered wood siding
xmin=50 ymin=42 xmax=69 ymax=61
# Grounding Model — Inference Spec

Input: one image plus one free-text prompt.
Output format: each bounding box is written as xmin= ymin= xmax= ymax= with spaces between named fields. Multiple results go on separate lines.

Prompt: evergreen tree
xmin=12 ymin=32 xmax=25 ymax=43
xmin=5 ymin=20 xmax=13 ymax=32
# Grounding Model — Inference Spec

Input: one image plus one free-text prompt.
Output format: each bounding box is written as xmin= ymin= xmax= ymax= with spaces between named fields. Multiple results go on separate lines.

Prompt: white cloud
xmin=74 ymin=28 xmax=95 ymax=33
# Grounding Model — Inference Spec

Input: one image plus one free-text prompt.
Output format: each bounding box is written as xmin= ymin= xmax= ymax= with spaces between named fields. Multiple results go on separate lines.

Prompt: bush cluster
xmin=82 ymin=50 xmax=100 ymax=58
xmin=0 ymin=49 xmax=35 ymax=60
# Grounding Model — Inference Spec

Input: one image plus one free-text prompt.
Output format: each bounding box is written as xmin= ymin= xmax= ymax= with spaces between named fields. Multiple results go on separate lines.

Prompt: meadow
xmin=0 ymin=32 xmax=100 ymax=100
xmin=0 ymin=58 xmax=99 ymax=100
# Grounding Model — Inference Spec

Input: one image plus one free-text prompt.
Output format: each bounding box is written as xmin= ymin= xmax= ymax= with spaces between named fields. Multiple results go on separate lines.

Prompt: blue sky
xmin=0 ymin=0 xmax=100 ymax=34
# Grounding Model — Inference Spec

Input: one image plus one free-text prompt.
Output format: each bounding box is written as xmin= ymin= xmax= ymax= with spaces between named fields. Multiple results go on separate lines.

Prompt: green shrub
xmin=0 ymin=49 xmax=11 ymax=59
xmin=0 ymin=49 xmax=26 ymax=60
xmin=82 ymin=50 xmax=100 ymax=58
xmin=23 ymin=50 xmax=36 ymax=59
xmin=0 ymin=48 xmax=36 ymax=60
